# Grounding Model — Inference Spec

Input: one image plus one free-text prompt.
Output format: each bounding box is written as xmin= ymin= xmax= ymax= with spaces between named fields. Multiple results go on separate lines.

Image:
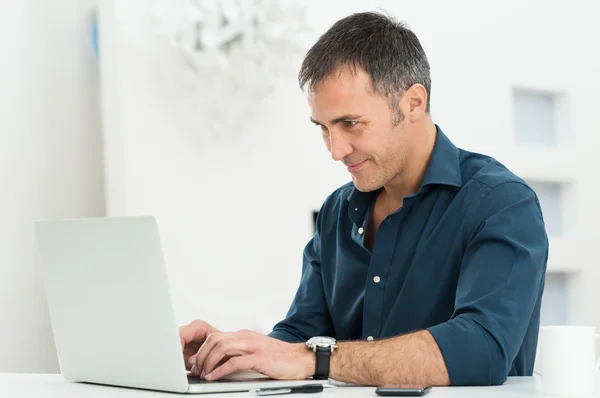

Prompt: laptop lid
xmin=35 ymin=216 xmax=191 ymax=393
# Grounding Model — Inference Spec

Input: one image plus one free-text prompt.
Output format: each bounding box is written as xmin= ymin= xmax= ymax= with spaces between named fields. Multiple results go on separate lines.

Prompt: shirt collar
xmin=421 ymin=125 xmax=462 ymax=188
xmin=347 ymin=125 xmax=462 ymax=226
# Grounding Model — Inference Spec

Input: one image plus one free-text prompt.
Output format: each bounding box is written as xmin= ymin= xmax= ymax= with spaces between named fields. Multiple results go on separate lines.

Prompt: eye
xmin=343 ymin=121 xmax=358 ymax=128
xmin=315 ymin=124 xmax=329 ymax=136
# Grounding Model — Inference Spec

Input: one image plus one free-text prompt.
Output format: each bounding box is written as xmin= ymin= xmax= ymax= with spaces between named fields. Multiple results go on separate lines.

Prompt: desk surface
xmin=0 ymin=374 xmax=587 ymax=397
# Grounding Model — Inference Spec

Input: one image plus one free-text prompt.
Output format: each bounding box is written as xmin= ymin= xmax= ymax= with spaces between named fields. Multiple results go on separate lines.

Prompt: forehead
xmin=307 ymin=67 xmax=379 ymax=118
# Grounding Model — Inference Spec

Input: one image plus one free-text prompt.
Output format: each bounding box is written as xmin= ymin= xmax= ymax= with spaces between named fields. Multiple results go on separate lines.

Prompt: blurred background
xmin=1 ymin=0 xmax=599 ymax=374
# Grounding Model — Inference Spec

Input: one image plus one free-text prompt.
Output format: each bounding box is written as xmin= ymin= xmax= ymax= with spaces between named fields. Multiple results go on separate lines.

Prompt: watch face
xmin=307 ymin=336 xmax=337 ymax=348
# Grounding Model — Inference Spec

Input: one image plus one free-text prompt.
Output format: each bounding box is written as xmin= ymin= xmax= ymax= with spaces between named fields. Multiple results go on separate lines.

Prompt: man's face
xmin=308 ymin=67 xmax=411 ymax=192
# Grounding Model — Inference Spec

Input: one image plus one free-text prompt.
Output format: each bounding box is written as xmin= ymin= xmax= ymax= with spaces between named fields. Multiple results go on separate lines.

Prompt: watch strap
xmin=314 ymin=346 xmax=331 ymax=380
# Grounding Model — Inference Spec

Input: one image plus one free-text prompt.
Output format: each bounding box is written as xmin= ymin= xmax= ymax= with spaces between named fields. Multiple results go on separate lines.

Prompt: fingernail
xmin=191 ymin=364 xmax=196 ymax=375
xmin=189 ymin=356 xmax=196 ymax=366
xmin=200 ymin=370 xmax=206 ymax=379
xmin=204 ymin=372 xmax=212 ymax=381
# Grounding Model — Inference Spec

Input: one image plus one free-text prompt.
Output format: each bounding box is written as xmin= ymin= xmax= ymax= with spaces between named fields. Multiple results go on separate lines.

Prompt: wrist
xmin=295 ymin=343 xmax=316 ymax=378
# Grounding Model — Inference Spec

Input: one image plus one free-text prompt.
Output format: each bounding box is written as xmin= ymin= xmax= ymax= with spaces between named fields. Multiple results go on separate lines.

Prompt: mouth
xmin=346 ymin=160 xmax=367 ymax=173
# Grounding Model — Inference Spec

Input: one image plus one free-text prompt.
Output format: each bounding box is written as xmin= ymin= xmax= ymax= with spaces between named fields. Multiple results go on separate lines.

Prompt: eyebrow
xmin=310 ymin=114 xmax=362 ymax=126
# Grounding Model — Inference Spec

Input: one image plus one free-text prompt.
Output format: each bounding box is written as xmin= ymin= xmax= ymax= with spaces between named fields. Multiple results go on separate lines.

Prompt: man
xmin=180 ymin=12 xmax=548 ymax=387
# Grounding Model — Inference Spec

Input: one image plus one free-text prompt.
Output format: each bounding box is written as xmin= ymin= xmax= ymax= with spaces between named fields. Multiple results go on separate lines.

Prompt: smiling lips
xmin=346 ymin=160 xmax=367 ymax=173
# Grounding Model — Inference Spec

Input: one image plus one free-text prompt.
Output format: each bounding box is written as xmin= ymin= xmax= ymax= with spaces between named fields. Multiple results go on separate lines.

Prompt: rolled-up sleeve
xmin=268 ymin=207 xmax=335 ymax=343
xmin=427 ymin=182 xmax=548 ymax=386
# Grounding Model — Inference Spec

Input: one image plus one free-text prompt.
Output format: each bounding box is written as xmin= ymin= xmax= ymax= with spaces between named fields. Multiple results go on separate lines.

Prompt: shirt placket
xmin=361 ymin=203 xmax=413 ymax=341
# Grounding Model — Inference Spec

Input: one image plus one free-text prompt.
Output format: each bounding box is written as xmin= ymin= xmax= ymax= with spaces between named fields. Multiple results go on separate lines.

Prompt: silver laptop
xmin=34 ymin=216 xmax=327 ymax=394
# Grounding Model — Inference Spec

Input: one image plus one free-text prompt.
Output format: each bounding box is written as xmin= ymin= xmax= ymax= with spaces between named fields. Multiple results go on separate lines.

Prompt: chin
xmin=351 ymin=177 xmax=381 ymax=193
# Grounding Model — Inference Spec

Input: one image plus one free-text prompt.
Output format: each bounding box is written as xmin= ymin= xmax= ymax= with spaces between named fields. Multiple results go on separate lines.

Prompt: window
xmin=513 ymin=88 xmax=561 ymax=146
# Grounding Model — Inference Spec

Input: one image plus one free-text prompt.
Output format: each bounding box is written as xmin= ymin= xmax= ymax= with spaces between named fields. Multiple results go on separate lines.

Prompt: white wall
xmin=0 ymin=1 xmax=105 ymax=372
xmin=102 ymin=0 xmax=600 ymax=334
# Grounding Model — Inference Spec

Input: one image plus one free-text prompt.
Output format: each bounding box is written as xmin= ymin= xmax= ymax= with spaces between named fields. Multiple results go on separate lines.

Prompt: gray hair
xmin=299 ymin=11 xmax=432 ymax=119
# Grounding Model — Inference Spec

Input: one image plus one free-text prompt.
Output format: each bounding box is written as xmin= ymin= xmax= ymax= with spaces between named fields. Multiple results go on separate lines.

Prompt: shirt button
xmin=373 ymin=276 xmax=381 ymax=284
xmin=367 ymin=336 xmax=374 ymax=341
xmin=358 ymin=227 xmax=364 ymax=235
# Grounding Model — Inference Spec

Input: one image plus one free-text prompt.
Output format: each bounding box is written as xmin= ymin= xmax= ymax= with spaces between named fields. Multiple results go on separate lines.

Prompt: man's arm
xmin=192 ymin=182 xmax=547 ymax=386
xmin=327 ymin=182 xmax=548 ymax=386
xmin=268 ymin=201 xmax=335 ymax=343
xmin=330 ymin=330 xmax=449 ymax=386
xmin=192 ymin=327 xmax=450 ymax=384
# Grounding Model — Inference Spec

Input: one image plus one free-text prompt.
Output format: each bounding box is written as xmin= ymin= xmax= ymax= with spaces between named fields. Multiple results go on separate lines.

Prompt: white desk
xmin=1 ymin=374 xmax=595 ymax=398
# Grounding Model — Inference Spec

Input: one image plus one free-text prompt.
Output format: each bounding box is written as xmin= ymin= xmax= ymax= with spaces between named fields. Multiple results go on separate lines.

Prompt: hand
xmin=179 ymin=320 xmax=221 ymax=372
xmin=189 ymin=329 xmax=315 ymax=381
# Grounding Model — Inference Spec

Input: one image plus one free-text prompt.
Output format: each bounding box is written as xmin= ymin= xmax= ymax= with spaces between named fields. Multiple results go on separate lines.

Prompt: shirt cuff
xmin=427 ymin=317 xmax=500 ymax=386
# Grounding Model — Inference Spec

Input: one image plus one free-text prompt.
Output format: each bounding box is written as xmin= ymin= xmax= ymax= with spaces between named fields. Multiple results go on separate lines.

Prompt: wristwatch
xmin=306 ymin=336 xmax=338 ymax=380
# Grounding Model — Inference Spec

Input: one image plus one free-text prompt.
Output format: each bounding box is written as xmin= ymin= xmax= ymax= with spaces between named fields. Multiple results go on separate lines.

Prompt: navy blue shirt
xmin=269 ymin=126 xmax=549 ymax=386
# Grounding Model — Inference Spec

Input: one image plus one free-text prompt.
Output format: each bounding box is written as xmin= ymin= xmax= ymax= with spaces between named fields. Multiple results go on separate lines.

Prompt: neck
xmin=381 ymin=118 xmax=437 ymax=211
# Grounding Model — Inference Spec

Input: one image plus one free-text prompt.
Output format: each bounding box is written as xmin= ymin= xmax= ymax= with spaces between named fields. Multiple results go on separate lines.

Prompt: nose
xmin=328 ymin=130 xmax=353 ymax=162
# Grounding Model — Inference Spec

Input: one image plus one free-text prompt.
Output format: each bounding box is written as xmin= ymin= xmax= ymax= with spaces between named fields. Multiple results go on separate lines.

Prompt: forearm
xmin=329 ymin=330 xmax=449 ymax=387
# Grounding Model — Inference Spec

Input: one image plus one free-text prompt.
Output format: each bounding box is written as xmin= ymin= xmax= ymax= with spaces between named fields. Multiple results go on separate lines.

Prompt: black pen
xmin=250 ymin=384 xmax=334 ymax=396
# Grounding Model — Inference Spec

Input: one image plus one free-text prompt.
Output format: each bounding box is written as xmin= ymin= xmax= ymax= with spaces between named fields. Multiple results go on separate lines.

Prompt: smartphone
xmin=375 ymin=386 xmax=432 ymax=396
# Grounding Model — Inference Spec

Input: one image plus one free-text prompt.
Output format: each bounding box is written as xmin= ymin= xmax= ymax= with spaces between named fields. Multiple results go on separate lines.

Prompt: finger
xmin=179 ymin=320 xmax=209 ymax=347
xmin=188 ymin=354 xmax=203 ymax=373
xmin=191 ymin=355 xmax=232 ymax=377
xmin=193 ymin=332 xmax=230 ymax=374
xmin=179 ymin=323 xmax=194 ymax=348
xmin=204 ymin=356 xmax=257 ymax=381
xmin=203 ymin=339 xmax=257 ymax=376
xmin=184 ymin=344 xmax=204 ymax=370
xmin=185 ymin=355 xmax=193 ymax=371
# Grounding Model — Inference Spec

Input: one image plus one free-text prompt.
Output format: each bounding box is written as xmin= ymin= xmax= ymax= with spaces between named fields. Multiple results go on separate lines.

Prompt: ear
xmin=403 ymin=83 xmax=428 ymax=121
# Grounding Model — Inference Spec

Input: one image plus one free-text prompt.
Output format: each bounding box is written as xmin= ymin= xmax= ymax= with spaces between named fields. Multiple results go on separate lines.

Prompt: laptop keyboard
xmin=187 ymin=374 xmax=277 ymax=384
xmin=187 ymin=375 xmax=231 ymax=384
xmin=188 ymin=376 xmax=217 ymax=384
